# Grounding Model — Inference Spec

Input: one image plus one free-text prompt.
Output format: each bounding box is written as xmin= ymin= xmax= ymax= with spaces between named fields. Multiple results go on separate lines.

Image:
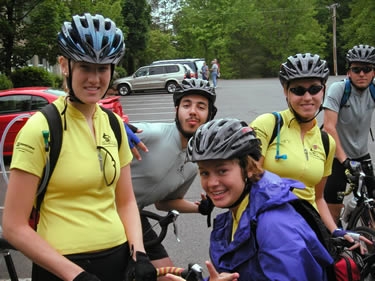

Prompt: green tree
xmin=341 ymin=0 xmax=375 ymax=55
xmin=143 ymin=29 xmax=179 ymax=64
xmin=121 ymin=0 xmax=151 ymax=73
xmin=0 ymin=0 xmax=43 ymax=76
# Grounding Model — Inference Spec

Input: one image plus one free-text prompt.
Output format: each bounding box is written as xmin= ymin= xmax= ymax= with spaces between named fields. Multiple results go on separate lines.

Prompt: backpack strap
xmin=340 ymin=78 xmax=351 ymax=108
xmin=269 ymin=112 xmax=287 ymax=160
xmin=36 ymin=103 xmax=63 ymax=211
xmin=100 ymin=106 xmax=122 ymax=150
xmin=320 ymin=130 xmax=330 ymax=159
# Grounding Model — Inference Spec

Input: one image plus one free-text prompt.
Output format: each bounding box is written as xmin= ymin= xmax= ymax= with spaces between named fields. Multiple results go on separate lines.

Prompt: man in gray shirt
xmin=323 ymin=44 xmax=375 ymax=223
xmin=129 ymin=78 xmax=217 ymax=278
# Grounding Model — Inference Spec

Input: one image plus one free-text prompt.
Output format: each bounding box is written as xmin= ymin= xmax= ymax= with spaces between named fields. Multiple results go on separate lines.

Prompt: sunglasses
xmin=97 ymin=146 xmax=117 ymax=186
xmin=289 ymin=85 xmax=324 ymax=96
xmin=350 ymin=66 xmax=374 ymax=74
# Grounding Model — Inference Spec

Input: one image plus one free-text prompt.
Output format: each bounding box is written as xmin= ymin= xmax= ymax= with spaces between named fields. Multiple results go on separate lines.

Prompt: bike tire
xmin=352 ymin=226 xmax=375 ymax=254
xmin=347 ymin=203 xmax=375 ymax=230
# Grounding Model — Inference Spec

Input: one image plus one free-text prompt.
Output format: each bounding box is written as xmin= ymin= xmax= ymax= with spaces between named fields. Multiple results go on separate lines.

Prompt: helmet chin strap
xmin=66 ymin=60 xmax=84 ymax=104
xmin=288 ymin=103 xmax=323 ymax=123
xmin=225 ymin=181 xmax=251 ymax=209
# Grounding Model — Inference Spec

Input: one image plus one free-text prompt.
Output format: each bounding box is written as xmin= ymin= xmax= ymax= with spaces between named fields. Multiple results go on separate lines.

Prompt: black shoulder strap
xmin=320 ymin=130 xmax=329 ymax=159
xmin=36 ymin=103 xmax=63 ymax=211
xmin=269 ymin=112 xmax=283 ymax=146
xmin=340 ymin=78 xmax=351 ymax=108
xmin=100 ymin=106 xmax=122 ymax=150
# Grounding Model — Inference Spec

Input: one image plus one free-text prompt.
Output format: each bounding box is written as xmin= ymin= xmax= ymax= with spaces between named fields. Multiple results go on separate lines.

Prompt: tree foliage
xmin=1 ymin=0 xmax=374 ymax=80
xmin=121 ymin=0 xmax=151 ymax=73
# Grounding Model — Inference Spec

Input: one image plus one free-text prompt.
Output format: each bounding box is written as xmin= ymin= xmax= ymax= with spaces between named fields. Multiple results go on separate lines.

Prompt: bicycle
xmin=0 ymin=209 xmax=204 ymax=281
xmin=338 ymin=161 xmax=375 ymax=233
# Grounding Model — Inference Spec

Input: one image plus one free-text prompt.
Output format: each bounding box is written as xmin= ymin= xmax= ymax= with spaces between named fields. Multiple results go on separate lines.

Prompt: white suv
xmin=113 ymin=63 xmax=186 ymax=96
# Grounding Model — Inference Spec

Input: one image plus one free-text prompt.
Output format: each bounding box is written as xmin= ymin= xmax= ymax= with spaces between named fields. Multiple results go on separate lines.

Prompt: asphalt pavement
xmin=2 ymin=76 xmax=375 ymax=280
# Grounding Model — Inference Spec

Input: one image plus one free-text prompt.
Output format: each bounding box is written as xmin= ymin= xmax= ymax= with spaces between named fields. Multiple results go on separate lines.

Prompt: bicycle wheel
xmin=352 ymin=226 xmax=375 ymax=254
xmin=361 ymin=253 xmax=375 ymax=281
xmin=347 ymin=203 xmax=375 ymax=230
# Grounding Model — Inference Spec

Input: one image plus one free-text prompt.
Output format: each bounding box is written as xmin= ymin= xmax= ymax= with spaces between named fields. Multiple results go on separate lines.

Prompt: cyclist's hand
xmin=197 ymin=194 xmax=214 ymax=228
xmin=124 ymin=123 xmax=148 ymax=161
xmin=198 ymin=194 xmax=214 ymax=216
xmin=332 ymin=228 xmax=373 ymax=255
xmin=73 ymin=271 xmax=101 ymax=281
xmin=134 ymin=251 xmax=157 ymax=281
xmin=164 ymin=274 xmax=185 ymax=281
xmin=205 ymin=260 xmax=240 ymax=281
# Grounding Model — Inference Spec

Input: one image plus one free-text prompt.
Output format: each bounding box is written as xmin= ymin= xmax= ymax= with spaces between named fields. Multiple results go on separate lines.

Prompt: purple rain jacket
xmin=208 ymin=171 xmax=333 ymax=281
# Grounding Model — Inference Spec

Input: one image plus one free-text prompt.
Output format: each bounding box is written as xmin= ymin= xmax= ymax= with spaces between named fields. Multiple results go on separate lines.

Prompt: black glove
xmin=198 ymin=196 xmax=214 ymax=227
xmin=134 ymin=251 xmax=157 ymax=281
xmin=73 ymin=271 xmax=101 ymax=281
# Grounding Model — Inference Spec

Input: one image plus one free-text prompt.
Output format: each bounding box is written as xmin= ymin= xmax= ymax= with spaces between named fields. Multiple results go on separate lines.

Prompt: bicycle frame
xmin=339 ymin=167 xmax=375 ymax=231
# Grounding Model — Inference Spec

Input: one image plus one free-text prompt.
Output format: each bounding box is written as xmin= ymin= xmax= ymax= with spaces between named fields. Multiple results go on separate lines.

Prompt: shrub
xmin=114 ymin=66 xmax=127 ymax=79
xmin=10 ymin=67 xmax=55 ymax=88
xmin=0 ymin=74 xmax=13 ymax=90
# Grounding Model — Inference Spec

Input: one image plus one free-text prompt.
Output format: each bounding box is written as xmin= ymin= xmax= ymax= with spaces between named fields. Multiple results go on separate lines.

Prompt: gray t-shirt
xmin=130 ymin=122 xmax=197 ymax=209
xmin=323 ymin=80 xmax=375 ymax=158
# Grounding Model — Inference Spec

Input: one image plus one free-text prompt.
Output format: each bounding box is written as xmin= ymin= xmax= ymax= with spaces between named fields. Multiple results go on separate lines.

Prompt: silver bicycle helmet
xmin=186 ymin=118 xmax=261 ymax=162
xmin=279 ymin=53 xmax=329 ymax=87
xmin=174 ymin=78 xmax=216 ymax=106
xmin=346 ymin=44 xmax=375 ymax=65
xmin=58 ymin=13 xmax=125 ymax=65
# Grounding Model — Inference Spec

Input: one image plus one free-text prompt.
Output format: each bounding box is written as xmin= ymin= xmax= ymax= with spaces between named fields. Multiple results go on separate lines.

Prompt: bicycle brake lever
xmin=173 ymin=218 xmax=181 ymax=242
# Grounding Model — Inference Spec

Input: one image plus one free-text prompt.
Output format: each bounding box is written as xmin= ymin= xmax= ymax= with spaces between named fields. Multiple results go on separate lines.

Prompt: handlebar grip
xmin=0 ymin=238 xmax=16 ymax=251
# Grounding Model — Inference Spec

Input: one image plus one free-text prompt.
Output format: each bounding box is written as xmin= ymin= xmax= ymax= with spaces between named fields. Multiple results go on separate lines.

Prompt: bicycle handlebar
xmin=157 ymin=263 xmax=204 ymax=281
xmin=337 ymin=169 xmax=374 ymax=200
xmin=140 ymin=209 xmax=180 ymax=248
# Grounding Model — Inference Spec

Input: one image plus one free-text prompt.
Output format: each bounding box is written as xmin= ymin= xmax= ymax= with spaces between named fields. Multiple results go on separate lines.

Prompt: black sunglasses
xmin=97 ymin=146 xmax=117 ymax=186
xmin=350 ymin=66 xmax=374 ymax=74
xmin=289 ymin=85 xmax=324 ymax=96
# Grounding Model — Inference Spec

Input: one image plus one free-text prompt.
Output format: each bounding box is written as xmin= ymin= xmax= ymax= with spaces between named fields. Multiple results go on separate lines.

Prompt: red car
xmin=0 ymin=87 xmax=128 ymax=156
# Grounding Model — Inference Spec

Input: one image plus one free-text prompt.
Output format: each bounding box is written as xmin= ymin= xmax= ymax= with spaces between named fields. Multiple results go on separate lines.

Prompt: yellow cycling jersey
xmin=250 ymin=109 xmax=335 ymax=208
xmin=11 ymin=97 xmax=132 ymax=254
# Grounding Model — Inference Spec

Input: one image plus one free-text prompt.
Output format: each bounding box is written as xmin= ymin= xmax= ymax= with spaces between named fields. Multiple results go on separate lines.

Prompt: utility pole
xmin=327 ymin=3 xmax=340 ymax=76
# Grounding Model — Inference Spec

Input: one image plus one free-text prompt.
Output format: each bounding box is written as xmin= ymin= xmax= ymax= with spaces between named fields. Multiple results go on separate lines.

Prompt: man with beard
xmin=129 ymin=78 xmax=217 ymax=280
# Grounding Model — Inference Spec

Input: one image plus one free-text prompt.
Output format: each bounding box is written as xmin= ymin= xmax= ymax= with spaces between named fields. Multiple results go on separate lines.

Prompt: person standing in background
xmin=201 ymin=61 xmax=209 ymax=80
xmin=210 ymin=59 xmax=219 ymax=88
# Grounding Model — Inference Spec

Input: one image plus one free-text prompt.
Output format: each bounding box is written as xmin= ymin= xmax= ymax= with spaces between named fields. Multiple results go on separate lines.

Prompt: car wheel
xmin=117 ymin=84 xmax=131 ymax=96
xmin=166 ymin=81 xmax=179 ymax=94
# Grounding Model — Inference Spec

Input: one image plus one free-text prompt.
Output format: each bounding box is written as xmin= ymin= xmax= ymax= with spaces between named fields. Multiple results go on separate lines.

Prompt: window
xmin=149 ymin=66 xmax=164 ymax=75
xmin=0 ymin=95 xmax=33 ymax=114
xmin=135 ymin=67 xmax=149 ymax=77
xmin=165 ymin=65 xmax=179 ymax=73
xmin=30 ymin=96 xmax=49 ymax=110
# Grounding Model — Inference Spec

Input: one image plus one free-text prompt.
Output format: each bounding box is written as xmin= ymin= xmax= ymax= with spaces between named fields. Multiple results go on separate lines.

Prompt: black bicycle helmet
xmin=186 ymin=118 xmax=261 ymax=162
xmin=279 ymin=53 xmax=329 ymax=87
xmin=346 ymin=44 xmax=375 ymax=65
xmin=58 ymin=13 xmax=125 ymax=65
